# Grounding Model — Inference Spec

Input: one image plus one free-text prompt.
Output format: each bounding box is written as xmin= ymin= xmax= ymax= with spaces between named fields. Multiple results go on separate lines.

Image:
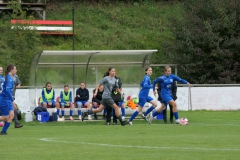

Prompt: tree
xmin=0 ymin=1 xmax=41 ymax=85
xmin=164 ymin=0 xmax=240 ymax=83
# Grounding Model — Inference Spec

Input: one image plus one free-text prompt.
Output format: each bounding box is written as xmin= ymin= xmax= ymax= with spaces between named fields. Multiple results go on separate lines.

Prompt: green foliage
xmin=164 ymin=0 xmax=240 ymax=83
xmin=0 ymin=2 xmax=41 ymax=85
xmin=0 ymin=1 xmax=182 ymax=85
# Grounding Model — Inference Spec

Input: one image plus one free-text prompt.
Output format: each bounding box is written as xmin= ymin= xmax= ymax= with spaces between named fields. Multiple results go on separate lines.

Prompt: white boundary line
xmin=39 ymin=138 xmax=239 ymax=151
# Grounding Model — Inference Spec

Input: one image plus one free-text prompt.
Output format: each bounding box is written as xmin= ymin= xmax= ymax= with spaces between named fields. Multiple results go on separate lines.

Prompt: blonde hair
xmin=164 ymin=66 xmax=171 ymax=72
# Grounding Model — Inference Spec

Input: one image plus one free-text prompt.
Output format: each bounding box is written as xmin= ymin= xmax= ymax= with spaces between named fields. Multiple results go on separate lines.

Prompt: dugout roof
xmin=29 ymin=50 xmax=157 ymax=107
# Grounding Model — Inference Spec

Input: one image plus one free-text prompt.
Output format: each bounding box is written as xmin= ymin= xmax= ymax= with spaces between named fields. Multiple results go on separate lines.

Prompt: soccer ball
xmin=179 ymin=118 xmax=189 ymax=126
xmin=130 ymin=94 xmax=139 ymax=104
xmin=0 ymin=121 xmax=4 ymax=127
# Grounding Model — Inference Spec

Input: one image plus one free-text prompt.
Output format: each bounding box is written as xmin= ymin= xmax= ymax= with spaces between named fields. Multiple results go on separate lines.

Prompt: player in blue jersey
xmin=147 ymin=65 xmax=190 ymax=124
xmin=0 ymin=66 xmax=4 ymax=93
xmin=0 ymin=64 xmax=17 ymax=135
xmin=0 ymin=66 xmax=4 ymax=126
xmin=122 ymin=66 xmax=158 ymax=125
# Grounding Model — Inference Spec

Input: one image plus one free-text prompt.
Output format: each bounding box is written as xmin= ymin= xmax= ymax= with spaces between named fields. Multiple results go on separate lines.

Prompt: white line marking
xmin=39 ymin=138 xmax=239 ymax=151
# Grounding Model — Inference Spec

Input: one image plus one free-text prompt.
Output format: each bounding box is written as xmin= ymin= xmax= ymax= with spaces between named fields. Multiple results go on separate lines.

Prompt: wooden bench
xmin=11 ymin=20 xmax=73 ymax=36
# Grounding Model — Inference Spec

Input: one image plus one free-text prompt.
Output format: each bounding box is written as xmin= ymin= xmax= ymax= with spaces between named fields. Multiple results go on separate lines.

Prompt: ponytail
xmin=5 ymin=64 xmax=15 ymax=83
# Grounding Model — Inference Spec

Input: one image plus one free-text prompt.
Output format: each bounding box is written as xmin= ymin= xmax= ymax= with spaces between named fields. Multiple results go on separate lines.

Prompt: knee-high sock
xmin=13 ymin=110 xmax=18 ymax=125
xmin=173 ymin=112 xmax=179 ymax=120
xmin=70 ymin=110 xmax=73 ymax=116
xmin=152 ymin=111 xmax=159 ymax=117
xmin=56 ymin=109 xmax=60 ymax=116
xmin=1 ymin=122 xmax=10 ymax=133
xmin=61 ymin=110 xmax=65 ymax=116
xmin=121 ymin=108 xmax=125 ymax=116
xmin=129 ymin=110 xmax=139 ymax=122
xmin=144 ymin=106 xmax=154 ymax=116
xmin=78 ymin=110 xmax=82 ymax=116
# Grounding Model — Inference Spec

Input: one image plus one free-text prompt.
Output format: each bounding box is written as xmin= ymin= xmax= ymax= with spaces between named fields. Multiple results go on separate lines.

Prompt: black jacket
xmin=75 ymin=88 xmax=89 ymax=101
xmin=92 ymin=89 xmax=103 ymax=105
xmin=157 ymin=81 xmax=177 ymax=101
xmin=111 ymin=76 xmax=122 ymax=102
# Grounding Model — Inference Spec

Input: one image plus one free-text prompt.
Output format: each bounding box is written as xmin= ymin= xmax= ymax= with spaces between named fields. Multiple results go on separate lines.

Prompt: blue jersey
xmin=139 ymin=75 xmax=152 ymax=98
xmin=0 ymin=74 xmax=14 ymax=102
xmin=0 ymin=75 xmax=4 ymax=92
xmin=153 ymin=74 xmax=188 ymax=96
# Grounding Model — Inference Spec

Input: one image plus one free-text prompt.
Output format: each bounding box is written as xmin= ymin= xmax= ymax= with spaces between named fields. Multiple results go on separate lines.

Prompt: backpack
xmin=33 ymin=106 xmax=47 ymax=116
xmin=49 ymin=112 xmax=58 ymax=122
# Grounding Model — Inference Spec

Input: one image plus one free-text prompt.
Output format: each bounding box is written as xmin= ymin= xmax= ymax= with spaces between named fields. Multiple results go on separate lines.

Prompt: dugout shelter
xmin=28 ymin=50 xmax=158 ymax=109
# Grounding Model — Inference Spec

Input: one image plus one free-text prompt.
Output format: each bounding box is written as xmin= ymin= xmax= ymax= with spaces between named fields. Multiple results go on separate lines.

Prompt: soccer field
xmin=0 ymin=110 xmax=239 ymax=160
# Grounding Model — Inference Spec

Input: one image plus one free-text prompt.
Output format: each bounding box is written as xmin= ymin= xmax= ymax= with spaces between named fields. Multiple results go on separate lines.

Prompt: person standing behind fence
xmin=122 ymin=66 xmax=158 ymax=126
xmin=58 ymin=85 xmax=74 ymax=121
xmin=0 ymin=64 xmax=16 ymax=135
xmin=149 ymin=66 xmax=190 ymax=124
xmin=40 ymin=82 xmax=59 ymax=109
xmin=157 ymin=81 xmax=177 ymax=124
xmin=92 ymin=84 xmax=104 ymax=120
xmin=75 ymin=82 xmax=91 ymax=120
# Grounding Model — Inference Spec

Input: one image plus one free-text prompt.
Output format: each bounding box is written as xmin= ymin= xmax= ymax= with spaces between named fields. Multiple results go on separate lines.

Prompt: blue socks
xmin=1 ymin=122 xmax=10 ymax=133
xmin=129 ymin=110 xmax=139 ymax=122
xmin=56 ymin=109 xmax=60 ymax=116
xmin=173 ymin=112 xmax=179 ymax=119
xmin=152 ymin=110 xmax=159 ymax=117
xmin=78 ymin=110 xmax=82 ymax=116
xmin=144 ymin=106 xmax=154 ymax=116
xmin=61 ymin=110 xmax=65 ymax=116
xmin=121 ymin=108 xmax=125 ymax=116
xmin=70 ymin=110 xmax=73 ymax=116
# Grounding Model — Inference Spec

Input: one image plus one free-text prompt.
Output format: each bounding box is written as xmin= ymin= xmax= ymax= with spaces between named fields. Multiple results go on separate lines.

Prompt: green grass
xmin=1 ymin=110 xmax=240 ymax=160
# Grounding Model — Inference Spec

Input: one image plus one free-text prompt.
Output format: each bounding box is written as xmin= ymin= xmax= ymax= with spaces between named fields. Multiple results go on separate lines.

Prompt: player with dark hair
xmin=92 ymin=84 xmax=104 ymax=120
xmin=82 ymin=67 xmax=126 ymax=126
xmin=40 ymin=82 xmax=59 ymax=109
xmin=148 ymin=66 xmax=190 ymax=124
xmin=75 ymin=82 xmax=91 ymax=120
xmin=0 ymin=64 xmax=17 ymax=135
xmin=122 ymin=66 xmax=158 ymax=126
xmin=58 ymin=84 xmax=74 ymax=121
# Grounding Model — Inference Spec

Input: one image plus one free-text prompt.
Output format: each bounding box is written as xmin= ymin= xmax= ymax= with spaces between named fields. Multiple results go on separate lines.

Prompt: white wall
xmin=15 ymin=87 xmax=240 ymax=113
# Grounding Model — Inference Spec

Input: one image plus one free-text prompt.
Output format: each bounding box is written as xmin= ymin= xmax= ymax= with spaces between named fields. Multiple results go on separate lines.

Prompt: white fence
xmin=15 ymin=86 xmax=240 ymax=114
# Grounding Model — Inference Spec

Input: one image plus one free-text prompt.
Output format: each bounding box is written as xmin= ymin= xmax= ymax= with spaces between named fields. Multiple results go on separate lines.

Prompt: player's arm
xmin=173 ymin=75 xmax=190 ymax=86
xmin=6 ymin=81 xmax=14 ymax=102
xmin=142 ymin=77 xmax=152 ymax=89
xmin=153 ymin=77 xmax=163 ymax=95
xmin=42 ymin=89 xmax=47 ymax=103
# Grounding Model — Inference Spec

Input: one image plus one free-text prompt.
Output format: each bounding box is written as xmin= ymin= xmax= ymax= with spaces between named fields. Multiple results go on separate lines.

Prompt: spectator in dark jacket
xmin=92 ymin=84 xmax=104 ymax=120
xmin=75 ymin=82 xmax=91 ymax=120
xmin=157 ymin=81 xmax=177 ymax=124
